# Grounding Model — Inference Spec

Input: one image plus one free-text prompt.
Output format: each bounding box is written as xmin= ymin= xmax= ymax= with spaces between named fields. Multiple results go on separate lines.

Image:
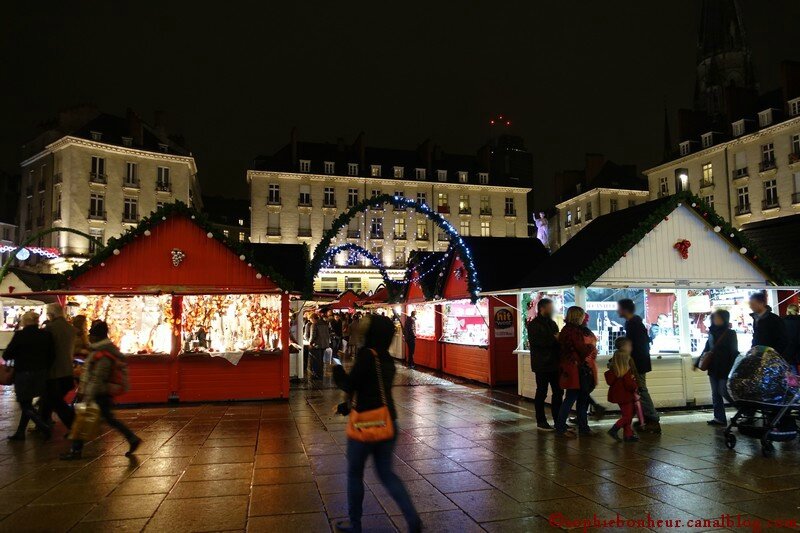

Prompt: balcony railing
xmin=459 ymin=207 xmax=471 ymax=215
xmin=735 ymin=203 xmax=751 ymax=216
xmin=298 ymin=199 xmax=312 ymax=207
xmin=267 ymin=198 xmax=281 ymax=206
xmin=298 ymin=228 xmax=312 ymax=237
xmin=733 ymin=167 xmax=748 ymax=179
xmin=416 ymin=232 xmax=429 ymax=241
xmin=89 ymin=172 xmax=107 ymax=184
xmin=564 ymin=221 xmax=572 ymax=228
xmin=88 ymin=211 xmax=107 ymax=221
xmin=437 ymin=205 xmax=450 ymax=214
xmin=699 ymin=179 xmax=714 ymax=189
xmin=789 ymin=152 xmax=800 ymax=165
xmin=505 ymin=209 xmax=517 ymax=217
xmin=267 ymin=227 xmax=281 ymax=236
xmin=762 ymin=199 xmax=779 ymax=211
xmin=480 ymin=208 xmax=492 ymax=216
xmin=123 ymin=179 xmax=140 ymax=189
xmin=793 ymin=192 xmax=800 ymax=205
xmin=347 ymin=230 xmax=360 ymax=239
xmin=759 ymin=159 xmax=777 ymax=173
xmin=393 ymin=232 xmax=407 ymax=240
xmin=370 ymin=232 xmax=384 ymax=240
xmin=323 ymin=202 xmax=337 ymax=209
xmin=156 ymin=183 xmax=172 ymax=193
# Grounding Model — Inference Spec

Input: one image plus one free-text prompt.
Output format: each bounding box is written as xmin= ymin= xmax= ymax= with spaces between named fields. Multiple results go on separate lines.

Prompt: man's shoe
xmin=624 ymin=434 xmax=640 ymax=442
xmin=536 ymin=422 xmax=554 ymax=431
xmin=126 ymin=437 xmax=142 ymax=457
xmin=645 ymin=421 xmax=662 ymax=434
xmin=334 ymin=520 xmax=357 ymax=533
xmin=7 ymin=433 xmax=25 ymax=441
xmin=59 ymin=450 xmax=82 ymax=461
xmin=607 ymin=426 xmax=622 ymax=441
xmin=568 ymin=416 xmax=578 ymax=424
xmin=707 ymin=419 xmax=726 ymax=426
xmin=591 ymin=405 xmax=607 ymax=421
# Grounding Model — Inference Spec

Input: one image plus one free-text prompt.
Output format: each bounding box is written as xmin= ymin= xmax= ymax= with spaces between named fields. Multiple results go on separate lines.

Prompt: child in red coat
xmin=605 ymin=337 xmax=639 ymax=442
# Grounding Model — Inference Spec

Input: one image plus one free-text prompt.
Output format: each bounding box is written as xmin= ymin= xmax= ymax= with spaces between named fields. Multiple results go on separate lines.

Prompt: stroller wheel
xmin=761 ymin=439 xmax=775 ymax=458
xmin=724 ymin=433 xmax=737 ymax=450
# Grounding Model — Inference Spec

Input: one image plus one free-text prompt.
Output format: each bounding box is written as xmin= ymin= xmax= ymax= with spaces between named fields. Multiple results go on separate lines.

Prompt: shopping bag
xmin=69 ymin=402 xmax=102 ymax=441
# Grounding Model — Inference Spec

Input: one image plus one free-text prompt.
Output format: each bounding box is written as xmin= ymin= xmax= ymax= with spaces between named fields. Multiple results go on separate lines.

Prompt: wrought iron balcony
xmin=759 ymin=159 xmax=777 ymax=173
xmin=505 ymin=209 xmax=517 ymax=217
xmin=370 ymin=231 xmax=384 ymax=240
xmin=732 ymin=167 xmax=748 ymax=180
xmin=267 ymin=198 xmax=281 ymax=206
xmin=267 ymin=227 xmax=281 ymax=236
xmin=393 ymin=232 xmax=407 ymax=240
xmin=735 ymin=203 xmax=751 ymax=216
xmin=459 ymin=207 xmax=472 ymax=215
xmin=89 ymin=172 xmax=107 ymax=184
xmin=480 ymin=208 xmax=492 ymax=216
xmin=156 ymin=183 xmax=172 ymax=193
xmin=298 ymin=228 xmax=312 ymax=237
xmin=88 ymin=211 xmax=107 ymax=221
xmin=761 ymin=199 xmax=779 ymax=211
xmin=789 ymin=152 xmax=800 ymax=165
xmin=346 ymin=230 xmax=360 ymax=239
xmin=793 ymin=192 xmax=800 ymax=205
xmin=416 ymin=232 xmax=429 ymax=241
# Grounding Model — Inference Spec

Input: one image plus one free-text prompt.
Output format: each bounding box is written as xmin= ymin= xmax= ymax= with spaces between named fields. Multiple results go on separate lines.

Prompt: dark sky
xmin=3 ymin=1 xmax=800 ymax=209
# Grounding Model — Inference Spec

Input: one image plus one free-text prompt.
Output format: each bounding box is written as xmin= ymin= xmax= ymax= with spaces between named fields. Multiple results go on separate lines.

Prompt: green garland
xmin=574 ymin=191 xmax=796 ymax=287
xmin=54 ymin=201 xmax=299 ymax=292
xmin=306 ymin=194 xmax=481 ymax=301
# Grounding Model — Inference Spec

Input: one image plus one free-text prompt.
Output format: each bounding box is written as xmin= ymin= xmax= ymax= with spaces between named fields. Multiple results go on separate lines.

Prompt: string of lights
xmin=0 ymin=245 xmax=61 ymax=261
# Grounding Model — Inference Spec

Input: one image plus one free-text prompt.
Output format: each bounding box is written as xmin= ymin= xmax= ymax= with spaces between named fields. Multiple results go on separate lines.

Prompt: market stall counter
xmin=511 ymin=194 xmax=794 ymax=409
xmin=2 ymin=203 xmax=306 ymax=404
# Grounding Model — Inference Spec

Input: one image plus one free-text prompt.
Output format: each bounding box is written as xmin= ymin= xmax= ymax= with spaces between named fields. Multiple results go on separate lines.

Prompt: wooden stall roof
xmin=55 ymin=202 xmax=307 ymax=294
xmin=328 ymin=289 xmax=361 ymax=310
xmin=515 ymin=193 xmax=788 ymax=290
xmin=403 ymin=251 xmax=447 ymax=303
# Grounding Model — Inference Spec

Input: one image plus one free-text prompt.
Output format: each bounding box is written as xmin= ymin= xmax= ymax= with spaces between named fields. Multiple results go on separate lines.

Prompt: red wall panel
xmin=115 ymin=357 xmax=173 ymax=404
xmin=442 ymin=343 xmax=490 ymax=383
xmin=412 ymin=338 xmax=440 ymax=370
xmin=177 ymin=355 xmax=284 ymax=402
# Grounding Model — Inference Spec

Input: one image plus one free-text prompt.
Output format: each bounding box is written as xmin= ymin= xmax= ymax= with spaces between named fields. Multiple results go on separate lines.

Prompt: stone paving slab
xmin=0 ymin=371 xmax=799 ymax=531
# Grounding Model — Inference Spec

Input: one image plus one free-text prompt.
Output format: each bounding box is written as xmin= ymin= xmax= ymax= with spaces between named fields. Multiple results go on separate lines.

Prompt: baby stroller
xmin=723 ymin=346 xmax=800 ymax=457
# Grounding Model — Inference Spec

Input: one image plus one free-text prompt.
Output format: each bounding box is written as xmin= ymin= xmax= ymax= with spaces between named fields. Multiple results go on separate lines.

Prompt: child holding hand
xmin=605 ymin=337 xmax=640 ymax=442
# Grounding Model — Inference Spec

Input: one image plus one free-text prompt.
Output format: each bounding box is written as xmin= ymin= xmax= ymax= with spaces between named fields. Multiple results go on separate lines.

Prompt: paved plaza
xmin=0 ymin=368 xmax=799 ymax=532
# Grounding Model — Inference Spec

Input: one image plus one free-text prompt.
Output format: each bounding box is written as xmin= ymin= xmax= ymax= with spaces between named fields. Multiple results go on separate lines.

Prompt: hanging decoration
xmin=171 ymin=248 xmax=186 ymax=267
xmin=0 ymin=245 xmax=60 ymax=260
xmin=673 ymin=239 xmax=691 ymax=260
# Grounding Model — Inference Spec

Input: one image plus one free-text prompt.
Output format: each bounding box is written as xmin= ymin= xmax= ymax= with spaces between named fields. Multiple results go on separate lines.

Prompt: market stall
xmin=2 ymin=203 xmax=306 ymax=403
xmin=402 ymin=252 xmax=448 ymax=371
xmin=512 ymin=194 xmax=793 ymax=409
xmin=0 ymin=268 xmax=58 ymax=354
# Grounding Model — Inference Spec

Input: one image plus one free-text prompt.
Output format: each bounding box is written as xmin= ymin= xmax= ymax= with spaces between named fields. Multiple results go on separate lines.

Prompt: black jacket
xmin=404 ymin=317 xmax=416 ymax=340
xmin=333 ymin=347 xmax=397 ymax=420
xmin=527 ymin=315 xmax=560 ymax=373
xmin=703 ymin=325 xmax=739 ymax=379
xmin=624 ymin=315 xmax=652 ymax=374
xmin=751 ymin=309 xmax=788 ymax=355
xmin=782 ymin=315 xmax=800 ymax=366
xmin=3 ymin=325 xmax=55 ymax=373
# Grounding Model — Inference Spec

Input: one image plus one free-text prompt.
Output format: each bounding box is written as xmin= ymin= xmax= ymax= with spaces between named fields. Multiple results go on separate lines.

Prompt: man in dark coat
xmin=618 ymin=299 xmax=661 ymax=433
xmin=749 ymin=292 xmax=788 ymax=355
xmin=41 ymin=303 xmax=77 ymax=432
xmin=527 ymin=298 xmax=562 ymax=430
xmin=404 ymin=311 xmax=416 ymax=369
xmin=784 ymin=304 xmax=800 ymax=368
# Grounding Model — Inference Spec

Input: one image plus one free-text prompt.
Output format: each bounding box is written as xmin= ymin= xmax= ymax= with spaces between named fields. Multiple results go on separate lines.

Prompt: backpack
xmin=94 ymin=350 xmax=130 ymax=396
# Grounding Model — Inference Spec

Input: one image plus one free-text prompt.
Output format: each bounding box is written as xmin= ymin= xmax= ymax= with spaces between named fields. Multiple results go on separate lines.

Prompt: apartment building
xmin=19 ymin=106 xmax=201 ymax=270
xmin=248 ymin=132 xmax=533 ymax=293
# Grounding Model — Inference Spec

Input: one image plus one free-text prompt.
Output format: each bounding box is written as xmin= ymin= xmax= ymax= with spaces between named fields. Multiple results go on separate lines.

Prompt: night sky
xmin=3 ymin=1 xmax=800 ymax=209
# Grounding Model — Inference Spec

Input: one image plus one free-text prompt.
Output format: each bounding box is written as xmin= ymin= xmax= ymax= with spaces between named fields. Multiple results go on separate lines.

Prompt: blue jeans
xmin=347 ymin=427 xmax=420 ymax=532
xmin=555 ymin=388 xmax=590 ymax=433
xmin=709 ymin=375 xmax=733 ymax=423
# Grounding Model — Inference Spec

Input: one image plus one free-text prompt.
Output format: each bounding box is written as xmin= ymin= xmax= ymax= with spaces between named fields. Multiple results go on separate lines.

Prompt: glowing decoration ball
xmin=162 ymin=216 xmax=167 ymax=221
xmin=713 ymin=226 xmax=721 ymax=233
xmin=100 ymin=262 xmax=105 ymax=267
xmin=207 ymin=232 xmax=213 ymax=238
xmin=15 ymin=248 xmax=30 ymax=261
xmin=112 ymin=249 xmax=120 ymax=256
xmin=144 ymin=230 xmax=152 ymax=236
xmin=739 ymin=247 xmax=747 ymax=254
xmin=256 ymin=273 xmax=263 ymax=279
xmin=239 ymin=255 xmax=246 ymax=261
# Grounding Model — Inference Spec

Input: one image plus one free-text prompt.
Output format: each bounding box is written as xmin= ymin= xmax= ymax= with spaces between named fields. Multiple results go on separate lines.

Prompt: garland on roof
xmin=306 ymin=194 xmax=481 ymax=302
xmin=573 ymin=192 xmax=796 ymax=287
xmin=51 ymin=201 xmax=301 ymax=292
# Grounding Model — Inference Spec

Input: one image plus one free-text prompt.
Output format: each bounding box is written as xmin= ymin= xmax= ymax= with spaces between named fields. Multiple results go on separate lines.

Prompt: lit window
xmin=324 ymin=161 xmax=335 ymax=174
xmin=416 ymin=219 xmax=427 ymax=238
xmin=437 ymin=193 xmax=448 ymax=208
xmin=733 ymin=152 xmax=748 ymax=178
xmin=393 ymin=166 xmax=404 ymax=178
xmin=437 ymin=170 xmax=447 ymax=182
xmin=460 ymin=220 xmax=470 ymax=236
xmin=223 ymin=230 xmax=229 ymax=237
xmin=458 ymin=171 xmax=468 ymax=183
xmin=394 ymin=217 xmax=406 ymax=238
xmin=415 ymin=168 xmax=426 ymax=180
xmin=478 ymin=172 xmax=488 ymax=185
xmin=371 ymin=165 xmax=381 ymax=177
xmin=348 ymin=163 xmax=359 ymax=176
xmin=239 ymin=232 xmax=245 ymax=241
xmin=701 ymin=162 xmax=713 ymax=185
xmin=299 ymin=160 xmax=311 ymax=173
xmin=480 ymin=220 xmax=490 ymax=237
xmin=565 ymin=210 xmax=572 ymax=227
xmin=459 ymin=194 xmax=470 ymax=212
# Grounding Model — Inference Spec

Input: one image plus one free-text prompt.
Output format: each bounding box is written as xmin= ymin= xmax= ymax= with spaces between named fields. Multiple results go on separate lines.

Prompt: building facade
xmin=248 ymin=133 xmax=532 ymax=293
xmin=556 ymin=188 xmax=650 ymax=248
xmin=645 ymin=110 xmax=800 ymax=226
xmin=19 ymin=107 xmax=201 ymax=271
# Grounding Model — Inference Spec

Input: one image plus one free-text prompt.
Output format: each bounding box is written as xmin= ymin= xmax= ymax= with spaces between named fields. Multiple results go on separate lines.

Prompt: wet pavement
xmin=0 ymin=367 xmax=799 ymax=532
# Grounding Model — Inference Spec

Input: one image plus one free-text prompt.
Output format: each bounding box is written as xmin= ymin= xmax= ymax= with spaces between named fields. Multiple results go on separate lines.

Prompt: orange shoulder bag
xmin=346 ymin=349 xmax=395 ymax=443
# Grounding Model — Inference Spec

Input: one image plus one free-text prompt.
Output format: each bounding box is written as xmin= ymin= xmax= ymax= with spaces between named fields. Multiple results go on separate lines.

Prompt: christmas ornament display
xmin=171 ymin=248 xmax=186 ymax=267
xmin=673 ymin=239 xmax=691 ymax=260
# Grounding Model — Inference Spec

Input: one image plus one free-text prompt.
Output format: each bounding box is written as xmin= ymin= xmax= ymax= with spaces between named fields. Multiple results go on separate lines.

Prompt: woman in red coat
xmin=554 ymin=306 xmax=595 ymax=437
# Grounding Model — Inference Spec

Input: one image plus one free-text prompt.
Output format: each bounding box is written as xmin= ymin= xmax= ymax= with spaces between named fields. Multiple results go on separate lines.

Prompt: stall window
xmin=441 ymin=299 xmax=489 ymax=346
xmin=407 ymin=303 xmax=436 ymax=339
xmin=689 ymin=288 xmax=759 ymax=355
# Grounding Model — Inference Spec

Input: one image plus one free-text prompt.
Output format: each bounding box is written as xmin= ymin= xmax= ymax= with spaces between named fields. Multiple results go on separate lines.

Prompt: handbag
xmin=578 ymin=362 xmax=595 ymax=393
xmin=69 ymin=401 xmax=102 ymax=441
xmin=346 ymin=349 xmax=395 ymax=443
xmin=0 ymin=363 xmax=14 ymax=386
xmin=698 ymin=330 xmax=729 ymax=372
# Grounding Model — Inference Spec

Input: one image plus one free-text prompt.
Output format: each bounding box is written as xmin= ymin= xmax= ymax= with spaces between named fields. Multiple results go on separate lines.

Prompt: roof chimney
xmin=127 ymin=108 xmax=144 ymax=146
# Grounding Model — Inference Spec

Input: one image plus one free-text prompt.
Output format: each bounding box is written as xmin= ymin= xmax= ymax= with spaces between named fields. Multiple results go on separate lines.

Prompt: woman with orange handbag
xmin=332 ymin=315 xmax=421 ymax=533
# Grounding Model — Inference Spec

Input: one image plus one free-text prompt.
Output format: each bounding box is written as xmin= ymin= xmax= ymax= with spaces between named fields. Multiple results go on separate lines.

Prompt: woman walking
xmin=332 ymin=315 xmax=421 ymax=533
xmin=3 ymin=312 xmax=55 ymax=441
xmin=555 ymin=306 xmax=597 ymax=437
xmin=699 ymin=310 xmax=738 ymax=426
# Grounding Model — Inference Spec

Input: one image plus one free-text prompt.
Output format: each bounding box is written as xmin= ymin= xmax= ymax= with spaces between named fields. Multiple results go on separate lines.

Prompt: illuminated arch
xmin=0 ymin=227 xmax=104 ymax=285
xmin=307 ymin=194 xmax=480 ymax=301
